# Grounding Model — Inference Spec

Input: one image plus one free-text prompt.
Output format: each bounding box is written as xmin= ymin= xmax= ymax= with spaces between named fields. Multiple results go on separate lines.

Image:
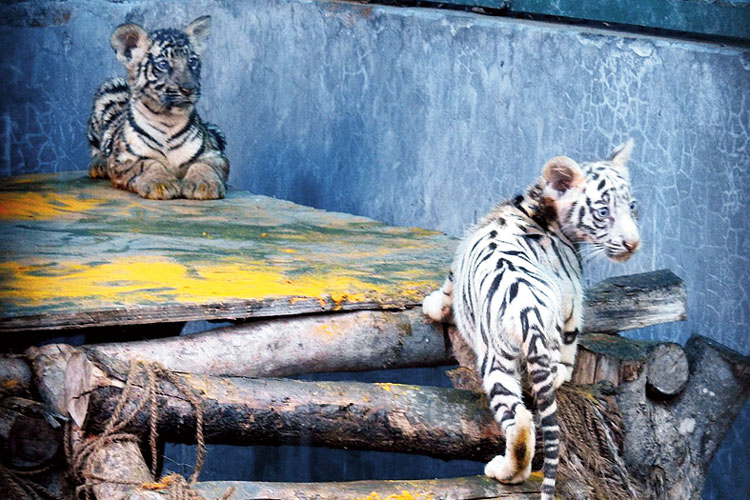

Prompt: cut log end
xmin=645 ymin=342 xmax=689 ymax=398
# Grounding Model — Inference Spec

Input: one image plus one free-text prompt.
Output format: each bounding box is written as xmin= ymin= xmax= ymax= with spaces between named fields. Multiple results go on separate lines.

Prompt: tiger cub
xmin=423 ymin=141 xmax=640 ymax=500
xmin=88 ymin=16 xmax=229 ymax=200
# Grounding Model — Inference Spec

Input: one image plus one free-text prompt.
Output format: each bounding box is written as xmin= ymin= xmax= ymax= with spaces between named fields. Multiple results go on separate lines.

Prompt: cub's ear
xmin=610 ymin=138 xmax=634 ymax=172
xmin=111 ymin=23 xmax=149 ymax=67
xmin=542 ymin=156 xmax=585 ymax=193
xmin=185 ymin=16 xmax=212 ymax=55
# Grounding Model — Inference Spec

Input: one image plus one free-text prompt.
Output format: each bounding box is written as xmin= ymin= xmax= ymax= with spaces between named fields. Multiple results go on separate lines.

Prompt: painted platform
xmin=0 ymin=172 xmax=456 ymax=332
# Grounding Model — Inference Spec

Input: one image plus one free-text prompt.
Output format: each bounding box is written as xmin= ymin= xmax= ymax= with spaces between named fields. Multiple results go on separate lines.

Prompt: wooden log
xmin=0 ymin=356 xmax=32 ymax=398
xmin=67 ymin=425 xmax=162 ymax=500
xmin=76 ymin=270 xmax=685 ymax=380
xmin=24 ymin=343 xmax=78 ymax=414
xmin=617 ymin=334 xmax=750 ymax=500
xmin=583 ymin=270 xmax=686 ymax=333
xmin=88 ymin=309 xmax=448 ymax=378
xmin=0 ymin=397 xmax=62 ymax=468
xmin=70 ymin=350 xmax=509 ymax=462
xmin=194 ymin=475 xmax=542 ymax=500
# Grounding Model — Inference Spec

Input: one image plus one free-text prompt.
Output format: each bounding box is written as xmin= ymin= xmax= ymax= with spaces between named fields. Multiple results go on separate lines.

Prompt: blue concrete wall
xmin=2 ymin=1 xmax=748 ymax=498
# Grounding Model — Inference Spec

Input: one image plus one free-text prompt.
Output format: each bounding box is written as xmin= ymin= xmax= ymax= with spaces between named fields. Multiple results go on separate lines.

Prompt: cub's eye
xmin=596 ymin=207 xmax=610 ymax=219
xmin=153 ymin=59 xmax=170 ymax=72
xmin=629 ymin=200 xmax=638 ymax=212
xmin=188 ymin=56 xmax=200 ymax=69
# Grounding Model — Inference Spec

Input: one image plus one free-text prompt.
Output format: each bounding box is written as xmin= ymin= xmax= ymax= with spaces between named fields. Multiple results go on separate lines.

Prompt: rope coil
xmin=68 ymin=359 xmax=232 ymax=500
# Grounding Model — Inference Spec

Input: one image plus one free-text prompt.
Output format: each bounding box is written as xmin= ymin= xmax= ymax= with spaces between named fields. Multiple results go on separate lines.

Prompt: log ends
xmin=574 ymin=334 xmax=690 ymax=399
xmin=645 ymin=343 xmax=689 ymax=398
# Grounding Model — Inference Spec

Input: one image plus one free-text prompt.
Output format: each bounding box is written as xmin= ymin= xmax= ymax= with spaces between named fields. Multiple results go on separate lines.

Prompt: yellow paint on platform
xmin=0 ymin=172 xmax=456 ymax=328
xmin=0 ymin=254 xmax=434 ymax=307
xmin=0 ymin=191 xmax=106 ymax=219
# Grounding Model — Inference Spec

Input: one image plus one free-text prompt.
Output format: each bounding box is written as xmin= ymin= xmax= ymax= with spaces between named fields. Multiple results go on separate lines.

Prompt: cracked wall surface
xmin=1 ymin=1 xmax=748 ymax=498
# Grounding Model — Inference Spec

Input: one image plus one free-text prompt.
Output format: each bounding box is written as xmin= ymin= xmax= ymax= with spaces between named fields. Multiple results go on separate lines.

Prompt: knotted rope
xmin=68 ymin=359 xmax=232 ymax=500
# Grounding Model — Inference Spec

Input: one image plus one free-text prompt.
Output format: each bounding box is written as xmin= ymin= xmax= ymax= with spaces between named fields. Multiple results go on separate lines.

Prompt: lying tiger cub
xmin=88 ymin=16 xmax=229 ymax=200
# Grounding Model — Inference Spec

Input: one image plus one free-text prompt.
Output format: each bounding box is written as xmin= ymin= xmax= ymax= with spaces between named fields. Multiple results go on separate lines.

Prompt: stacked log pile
xmin=1 ymin=270 xmax=749 ymax=500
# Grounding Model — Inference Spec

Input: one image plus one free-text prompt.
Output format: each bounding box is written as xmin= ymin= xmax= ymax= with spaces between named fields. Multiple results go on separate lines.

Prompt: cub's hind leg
xmin=422 ymin=271 xmax=454 ymax=322
xmin=480 ymin=346 xmax=534 ymax=485
xmin=522 ymin=310 xmax=564 ymax=500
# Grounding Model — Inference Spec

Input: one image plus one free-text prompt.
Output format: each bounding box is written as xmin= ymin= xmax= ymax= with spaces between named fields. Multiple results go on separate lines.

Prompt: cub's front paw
xmin=182 ymin=162 xmax=226 ymax=200
xmin=134 ymin=176 xmax=182 ymax=200
xmin=182 ymin=176 xmax=226 ymax=200
xmin=89 ymin=159 xmax=108 ymax=179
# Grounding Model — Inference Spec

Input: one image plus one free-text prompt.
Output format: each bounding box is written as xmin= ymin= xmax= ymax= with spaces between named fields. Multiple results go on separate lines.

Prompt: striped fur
xmin=423 ymin=140 xmax=640 ymax=500
xmin=88 ymin=16 xmax=229 ymax=200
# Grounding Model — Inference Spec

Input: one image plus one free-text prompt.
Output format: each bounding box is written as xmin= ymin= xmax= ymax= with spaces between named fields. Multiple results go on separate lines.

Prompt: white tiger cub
xmin=423 ymin=140 xmax=640 ymax=500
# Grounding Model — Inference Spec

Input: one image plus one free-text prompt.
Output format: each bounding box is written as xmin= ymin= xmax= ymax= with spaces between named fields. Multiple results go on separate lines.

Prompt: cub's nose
xmin=623 ymin=239 xmax=640 ymax=253
xmin=180 ymin=84 xmax=197 ymax=95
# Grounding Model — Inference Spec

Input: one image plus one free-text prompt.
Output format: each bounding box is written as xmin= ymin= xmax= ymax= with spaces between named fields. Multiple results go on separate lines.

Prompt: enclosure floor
xmin=0 ymin=172 xmax=455 ymax=332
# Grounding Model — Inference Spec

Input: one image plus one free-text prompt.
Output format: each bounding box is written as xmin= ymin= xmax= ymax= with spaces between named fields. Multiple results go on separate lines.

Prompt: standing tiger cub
xmin=88 ymin=16 xmax=229 ymax=200
xmin=423 ymin=141 xmax=640 ymax=500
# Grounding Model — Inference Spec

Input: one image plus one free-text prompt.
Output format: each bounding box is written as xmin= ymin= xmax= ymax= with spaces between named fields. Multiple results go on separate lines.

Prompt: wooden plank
xmin=0 ymin=172 xmax=456 ymax=332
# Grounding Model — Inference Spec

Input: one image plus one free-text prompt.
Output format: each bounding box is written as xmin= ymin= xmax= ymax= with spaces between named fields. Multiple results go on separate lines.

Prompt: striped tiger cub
xmin=88 ymin=16 xmax=229 ymax=200
xmin=423 ymin=140 xmax=640 ymax=500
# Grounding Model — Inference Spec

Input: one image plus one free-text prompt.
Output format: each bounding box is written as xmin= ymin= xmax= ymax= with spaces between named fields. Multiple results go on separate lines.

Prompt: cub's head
xmin=541 ymin=140 xmax=640 ymax=262
xmin=110 ymin=16 xmax=212 ymax=114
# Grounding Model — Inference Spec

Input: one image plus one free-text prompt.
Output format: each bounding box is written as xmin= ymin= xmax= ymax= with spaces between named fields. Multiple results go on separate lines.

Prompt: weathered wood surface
xmin=0 ymin=397 xmax=62 ymax=468
xmin=0 ymin=355 xmax=32 ymax=398
xmin=88 ymin=309 xmax=449 ymax=377
xmin=583 ymin=270 xmax=686 ymax=333
xmin=194 ymin=475 xmax=542 ymax=500
xmin=70 ymin=350 xmax=510 ymax=462
xmin=617 ymin=335 xmax=750 ymax=500
xmin=66 ymin=424 xmax=162 ymax=500
xmin=60 ymin=270 xmax=685 ymax=380
xmin=573 ymin=334 xmax=689 ymax=396
xmin=0 ymin=172 xmax=454 ymax=332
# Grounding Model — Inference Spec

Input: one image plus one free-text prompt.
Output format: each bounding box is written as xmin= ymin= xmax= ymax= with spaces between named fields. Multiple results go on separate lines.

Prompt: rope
xmin=67 ymin=359 xmax=232 ymax=500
